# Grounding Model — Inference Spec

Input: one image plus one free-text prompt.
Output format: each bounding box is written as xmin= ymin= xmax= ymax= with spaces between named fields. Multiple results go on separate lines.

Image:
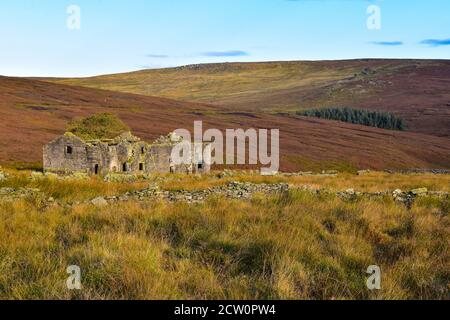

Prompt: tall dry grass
xmin=160 ymin=172 xmax=450 ymax=193
xmin=0 ymin=169 xmax=148 ymax=202
xmin=2 ymin=169 xmax=449 ymax=199
xmin=0 ymin=187 xmax=448 ymax=300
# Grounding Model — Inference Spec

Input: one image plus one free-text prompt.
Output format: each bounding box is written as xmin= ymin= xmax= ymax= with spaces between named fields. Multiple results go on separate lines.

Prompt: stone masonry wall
xmin=43 ymin=135 xmax=90 ymax=174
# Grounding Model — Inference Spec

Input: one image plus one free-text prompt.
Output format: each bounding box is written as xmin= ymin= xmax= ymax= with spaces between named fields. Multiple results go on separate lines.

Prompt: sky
xmin=0 ymin=0 xmax=449 ymax=77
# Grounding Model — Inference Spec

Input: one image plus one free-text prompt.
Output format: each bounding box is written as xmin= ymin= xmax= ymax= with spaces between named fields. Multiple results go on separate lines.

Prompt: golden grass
xmin=0 ymin=170 xmax=448 ymax=299
xmin=0 ymin=169 xmax=148 ymax=202
xmin=0 ymin=186 xmax=448 ymax=300
xmin=159 ymin=172 xmax=450 ymax=193
xmin=1 ymin=170 xmax=449 ymax=202
xmin=44 ymin=61 xmax=363 ymax=110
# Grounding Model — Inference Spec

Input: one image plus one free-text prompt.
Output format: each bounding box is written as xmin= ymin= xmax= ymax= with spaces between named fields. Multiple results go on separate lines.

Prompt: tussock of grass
xmin=0 ymin=188 xmax=448 ymax=300
xmin=0 ymin=170 xmax=148 ymax=202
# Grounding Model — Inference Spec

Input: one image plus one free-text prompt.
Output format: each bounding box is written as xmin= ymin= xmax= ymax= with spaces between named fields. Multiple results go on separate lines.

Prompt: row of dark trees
xmin=297 ymin=107 xmax=406 ymax=131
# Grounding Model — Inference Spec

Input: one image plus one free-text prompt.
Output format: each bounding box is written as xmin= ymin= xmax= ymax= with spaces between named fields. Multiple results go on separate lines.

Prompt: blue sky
xmin=1 ymin=0 xmax=449 ymax=77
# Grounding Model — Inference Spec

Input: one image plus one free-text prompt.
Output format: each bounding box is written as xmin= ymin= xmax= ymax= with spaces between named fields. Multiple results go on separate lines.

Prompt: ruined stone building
xmin=43 ymin=132 xmax=210 ymax=175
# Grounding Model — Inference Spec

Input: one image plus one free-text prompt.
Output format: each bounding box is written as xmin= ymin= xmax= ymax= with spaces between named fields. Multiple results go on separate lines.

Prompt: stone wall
xmin=43 ymin=134 xmax=90 ymax=174
xmin=146 ymin=145 xmax=172 ymax=173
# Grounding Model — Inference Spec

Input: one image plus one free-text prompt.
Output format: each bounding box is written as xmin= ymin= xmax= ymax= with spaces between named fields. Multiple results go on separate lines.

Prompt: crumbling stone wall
xmin=146 ymin=145 xmax=173 ymax=173
xmin=43 ymin=134 xmax=90 ymax=174
xmin=116 ymin=140 xmax=149 ymax=174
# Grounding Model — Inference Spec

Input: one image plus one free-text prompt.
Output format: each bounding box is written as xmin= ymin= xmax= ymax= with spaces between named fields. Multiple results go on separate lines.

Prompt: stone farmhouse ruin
xmin=43 ymin=131 xmax=210 ymax=176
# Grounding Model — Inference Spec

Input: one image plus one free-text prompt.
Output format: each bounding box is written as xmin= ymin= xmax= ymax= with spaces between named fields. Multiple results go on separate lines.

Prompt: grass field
xmin=0 ymin=171 xmax=448 ymax=300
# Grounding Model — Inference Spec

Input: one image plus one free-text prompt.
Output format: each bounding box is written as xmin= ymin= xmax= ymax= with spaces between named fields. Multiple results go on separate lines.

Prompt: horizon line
xmin=5 ymin=57 xmax=450 ymax=79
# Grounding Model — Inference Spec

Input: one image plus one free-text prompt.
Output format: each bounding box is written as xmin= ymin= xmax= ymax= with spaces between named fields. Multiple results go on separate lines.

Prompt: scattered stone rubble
xmin=98 ymin=182 xmax=290 ymax=205
xmin=91 ymin=197 xmax=108 ymax=207
xmin=0 ymin=169 xmax=448 ymax=210
xmin=217 ymin=170 xmax=339 ymax=178
xmin=1 ymin=182 xmax=447 ymax=211
xmin=357 ymin=170 xmax=371 ymax=176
